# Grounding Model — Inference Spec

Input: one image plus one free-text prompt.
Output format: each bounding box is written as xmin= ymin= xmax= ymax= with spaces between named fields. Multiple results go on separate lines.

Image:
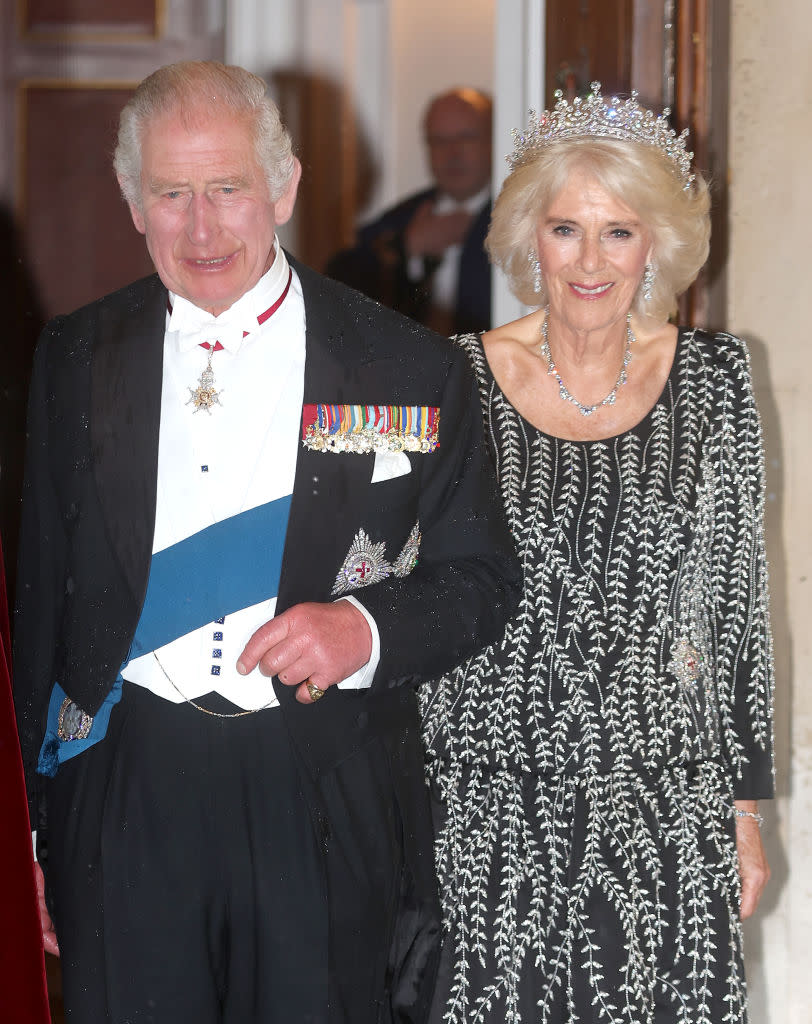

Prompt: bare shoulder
xmin=482 ymin=311 xmax=545 ymax=385
xmin=633 ymin=317 xmax=679 ymax=349
xmin=630 ymin=319 xmax=679 ymax=381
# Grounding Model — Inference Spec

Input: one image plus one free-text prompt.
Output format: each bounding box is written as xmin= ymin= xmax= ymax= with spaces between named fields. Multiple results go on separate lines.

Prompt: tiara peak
xmin=509 ymin=82 xmax=695 ymax=189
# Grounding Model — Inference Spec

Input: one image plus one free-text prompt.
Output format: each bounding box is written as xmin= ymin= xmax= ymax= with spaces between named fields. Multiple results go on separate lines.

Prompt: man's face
xmin=425 ymin=95 xmax=492 ymax=202
xmin=125 ymin=105 xmax=300 ymax=316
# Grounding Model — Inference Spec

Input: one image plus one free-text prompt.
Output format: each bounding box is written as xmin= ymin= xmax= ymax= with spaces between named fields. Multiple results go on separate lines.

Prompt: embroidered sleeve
xmin=709 ymin=334 xmax=775 ymax=798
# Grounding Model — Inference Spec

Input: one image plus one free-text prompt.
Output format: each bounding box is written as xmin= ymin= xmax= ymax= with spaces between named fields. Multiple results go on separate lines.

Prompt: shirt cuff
xmin=334 ymin=595 xmax=380 ymax=689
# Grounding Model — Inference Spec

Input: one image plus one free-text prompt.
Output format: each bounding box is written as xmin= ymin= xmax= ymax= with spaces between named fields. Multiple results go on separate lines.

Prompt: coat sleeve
xmin=711 ymin=334 xmax=775 ymax=799
xmin=13 ymin=327 xmax=69 ymax=823
xmin=359 ymin=345 xmax=521 ymax=688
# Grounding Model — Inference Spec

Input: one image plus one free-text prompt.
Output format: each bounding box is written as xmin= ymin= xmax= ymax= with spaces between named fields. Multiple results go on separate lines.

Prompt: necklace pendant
xmin=187 ymin=365 xmax=223 ymax=414
xmin=187 ymin=382 xmax=223 ymax=413
xmin=187 ymin=351 xmax=223 ymax=414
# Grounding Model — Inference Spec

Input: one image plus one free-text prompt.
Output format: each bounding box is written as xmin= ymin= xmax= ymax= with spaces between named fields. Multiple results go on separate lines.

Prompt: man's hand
xmin=404 ymin=201 xmax=473 ymax=260
xmin=35 ymin=862 xmax=59 ymax=957
xmin=237 ymin=600 xmax=373 ymax=703
xmin=734 ymin=801 xmax=770 ymax=920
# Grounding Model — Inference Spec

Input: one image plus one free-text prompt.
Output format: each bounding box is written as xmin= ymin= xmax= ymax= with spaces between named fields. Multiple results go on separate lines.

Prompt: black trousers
xmin=45 ymin=685 xmax=404 ymax=1024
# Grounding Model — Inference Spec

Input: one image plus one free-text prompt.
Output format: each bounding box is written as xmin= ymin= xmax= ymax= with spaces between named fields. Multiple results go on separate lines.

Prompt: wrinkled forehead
xmin=137 ymin=105 xmax=267 ymax=199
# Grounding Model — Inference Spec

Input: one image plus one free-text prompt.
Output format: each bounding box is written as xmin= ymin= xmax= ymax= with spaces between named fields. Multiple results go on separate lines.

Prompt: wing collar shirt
xmin=121 ymin=240 xmax=379 ymax=710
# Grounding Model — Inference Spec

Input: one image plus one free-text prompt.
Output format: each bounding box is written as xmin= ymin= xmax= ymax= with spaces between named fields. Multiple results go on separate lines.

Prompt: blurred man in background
xmin=327 ymin=88 xmax=492 ymax=335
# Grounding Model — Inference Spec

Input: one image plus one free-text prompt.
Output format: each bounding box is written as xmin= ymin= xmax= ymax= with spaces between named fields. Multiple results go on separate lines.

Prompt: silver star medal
xmin=187 ymin=347 xmax=223 ymax=414
xmin=332 ymin=529 xmax=392 ymax=595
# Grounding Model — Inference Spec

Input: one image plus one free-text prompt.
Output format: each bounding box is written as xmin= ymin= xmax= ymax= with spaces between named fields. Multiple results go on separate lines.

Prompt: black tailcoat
xmin=14 ymin=260 xmax=519 ymax=1019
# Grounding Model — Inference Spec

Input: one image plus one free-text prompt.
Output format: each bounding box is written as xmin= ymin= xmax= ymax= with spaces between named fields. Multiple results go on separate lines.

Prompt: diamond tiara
xmin=509 ymin=82 xmax=695 ymax=189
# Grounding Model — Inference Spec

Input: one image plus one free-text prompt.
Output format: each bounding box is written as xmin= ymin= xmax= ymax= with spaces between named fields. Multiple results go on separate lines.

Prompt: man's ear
xmin=273 ymin=159 xmax=302 ymax=227
xmin=118 ymin=177 xmax=146 ymax=235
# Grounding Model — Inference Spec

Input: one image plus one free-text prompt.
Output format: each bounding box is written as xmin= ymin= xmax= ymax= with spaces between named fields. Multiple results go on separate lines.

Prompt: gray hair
xmin=487 ymin=136 xmax=710 ymax=320
xmin=114 ymin=61 xmax=296 ymax=210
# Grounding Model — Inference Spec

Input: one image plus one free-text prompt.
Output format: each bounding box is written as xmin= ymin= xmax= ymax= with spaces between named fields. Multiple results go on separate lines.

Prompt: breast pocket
xmin=371 ymin=450 xmax=411 ymax=483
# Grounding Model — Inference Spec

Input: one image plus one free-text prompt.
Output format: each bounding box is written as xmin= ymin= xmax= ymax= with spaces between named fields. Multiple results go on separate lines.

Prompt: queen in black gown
xmin=420 ymin=86 xmax=773 ymax=1024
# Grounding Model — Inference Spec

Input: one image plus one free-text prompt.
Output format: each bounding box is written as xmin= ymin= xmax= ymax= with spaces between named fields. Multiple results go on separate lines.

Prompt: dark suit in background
xmin=326 ymin=187 xmax=491 ymax=336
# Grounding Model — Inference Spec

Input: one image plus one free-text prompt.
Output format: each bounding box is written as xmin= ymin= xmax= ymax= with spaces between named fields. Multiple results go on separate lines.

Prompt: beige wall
xmin=729 ymin=2 xmax=811 ymax=1021
xmin=387 ymin=0 xmax=495 ymax=209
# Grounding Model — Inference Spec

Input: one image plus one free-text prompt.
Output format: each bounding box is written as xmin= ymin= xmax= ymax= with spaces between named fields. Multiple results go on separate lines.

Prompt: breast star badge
xmin=332 ymin=529 xmax=392 ymax=595
xmin=332 ymin=523 xmax=422 ymax=596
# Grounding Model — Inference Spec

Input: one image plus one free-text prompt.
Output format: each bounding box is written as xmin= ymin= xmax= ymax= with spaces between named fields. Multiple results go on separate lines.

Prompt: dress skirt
xmin=426 ymin=759 xmax=748 ymax=1024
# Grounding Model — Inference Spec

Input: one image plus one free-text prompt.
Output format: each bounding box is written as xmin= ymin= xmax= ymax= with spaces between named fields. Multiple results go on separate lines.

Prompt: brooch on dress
xmin=302 ymin=404 xmax=440 ymax=453
xmin=668 ymin=637 xmax=705 ymax=689
xmin=332 ymin=523 xmax=422 ymax=595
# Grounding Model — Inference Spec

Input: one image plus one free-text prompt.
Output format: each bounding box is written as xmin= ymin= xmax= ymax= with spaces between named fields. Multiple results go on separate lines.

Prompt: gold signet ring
xmin=306 ymin=681 xmax=324 ymax=702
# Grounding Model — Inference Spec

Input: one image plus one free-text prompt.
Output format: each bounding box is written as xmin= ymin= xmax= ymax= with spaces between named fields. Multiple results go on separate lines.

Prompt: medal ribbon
xmin=302 ymin=404 xmax=439 ymax=439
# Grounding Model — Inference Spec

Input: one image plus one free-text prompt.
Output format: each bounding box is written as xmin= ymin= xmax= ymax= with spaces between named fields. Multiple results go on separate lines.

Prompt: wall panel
xmin=18 ymin=82 xmax=153 ymax=316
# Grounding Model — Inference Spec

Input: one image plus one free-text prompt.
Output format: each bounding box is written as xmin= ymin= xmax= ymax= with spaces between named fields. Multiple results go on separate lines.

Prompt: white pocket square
xmin=371 ymin=450 xmax=412 ymax=483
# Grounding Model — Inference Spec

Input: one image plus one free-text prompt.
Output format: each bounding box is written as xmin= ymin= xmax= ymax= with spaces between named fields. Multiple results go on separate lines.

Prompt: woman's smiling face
xmin=536 ymin=168 xmax=652 ymax=335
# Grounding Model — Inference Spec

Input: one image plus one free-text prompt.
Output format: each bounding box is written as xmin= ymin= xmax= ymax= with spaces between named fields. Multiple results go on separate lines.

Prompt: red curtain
xmin=0 ymin=538 xmax=50 ymax=1021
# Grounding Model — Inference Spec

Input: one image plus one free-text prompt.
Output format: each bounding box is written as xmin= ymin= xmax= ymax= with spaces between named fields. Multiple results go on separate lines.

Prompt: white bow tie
xmin=176 ymin=321 xmax=246 ymax=354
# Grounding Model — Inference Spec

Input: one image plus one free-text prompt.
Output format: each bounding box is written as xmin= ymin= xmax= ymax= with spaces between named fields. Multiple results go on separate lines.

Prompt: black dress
xmin=420 ymin=329 xmax=774 ymax=1024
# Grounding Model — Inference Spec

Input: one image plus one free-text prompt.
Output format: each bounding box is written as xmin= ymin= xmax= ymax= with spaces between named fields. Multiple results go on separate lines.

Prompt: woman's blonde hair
xmin=487 ymin=136 xmax=710 ymax=320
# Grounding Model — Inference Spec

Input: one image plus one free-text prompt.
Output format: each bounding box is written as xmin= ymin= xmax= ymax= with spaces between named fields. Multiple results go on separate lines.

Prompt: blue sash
xmin=38 ymin=496 xmax=292 ymax=776
xmin=130 ymin=496 xmax=291 ymax=655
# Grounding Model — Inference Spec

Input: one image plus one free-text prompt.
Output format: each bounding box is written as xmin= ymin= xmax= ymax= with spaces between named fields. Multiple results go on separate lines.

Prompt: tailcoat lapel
xmin=273 ymin=263 xmax=383 ymax=733
xmin=90 ymin=275 xmax=166 ymax=603
xmin=276 ymin=260 xmax=375 ymax=616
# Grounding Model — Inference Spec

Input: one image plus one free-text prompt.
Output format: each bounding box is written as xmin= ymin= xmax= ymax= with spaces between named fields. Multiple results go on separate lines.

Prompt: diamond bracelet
xmin=734 ymin=808 xmax=764 ymax=827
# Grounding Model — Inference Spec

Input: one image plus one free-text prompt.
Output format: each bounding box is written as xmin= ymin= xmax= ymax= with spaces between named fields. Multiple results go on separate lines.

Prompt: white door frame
xmin=493 ymin=0 xmax=546 ymax=325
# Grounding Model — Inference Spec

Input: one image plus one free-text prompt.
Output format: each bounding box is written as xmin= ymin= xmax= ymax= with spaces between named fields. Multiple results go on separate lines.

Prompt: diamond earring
xmin=529 ymin=249 xmax=542 ymax=293
xmin=642 ymin=263 xmax=655 ymax=302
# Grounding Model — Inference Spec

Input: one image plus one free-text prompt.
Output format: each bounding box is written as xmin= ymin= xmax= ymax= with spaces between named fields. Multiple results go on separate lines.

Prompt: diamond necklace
xmin=540 ymin=308 xmax=634 ymax=417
